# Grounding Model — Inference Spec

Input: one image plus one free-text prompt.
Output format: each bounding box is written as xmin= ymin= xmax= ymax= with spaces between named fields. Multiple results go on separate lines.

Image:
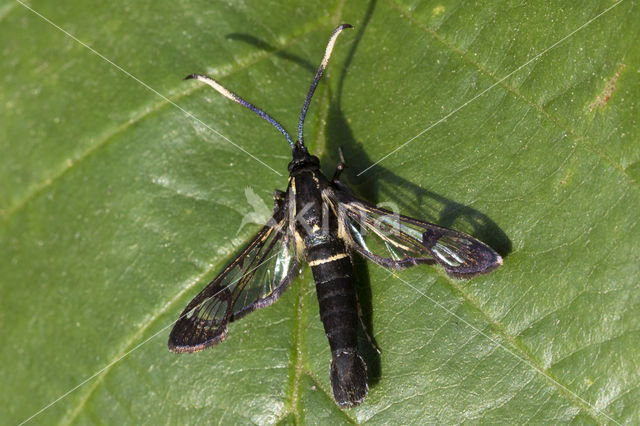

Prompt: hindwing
xmin=325 ymin=186 xmax=502 ymax=277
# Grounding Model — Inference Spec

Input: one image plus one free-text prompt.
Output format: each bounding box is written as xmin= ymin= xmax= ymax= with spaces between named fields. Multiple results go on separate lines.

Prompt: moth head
xmin=288 ymin=148 xmax=320 ymax=175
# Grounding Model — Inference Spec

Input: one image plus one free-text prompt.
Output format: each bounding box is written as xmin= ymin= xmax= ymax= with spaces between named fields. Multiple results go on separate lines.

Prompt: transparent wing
xmin=168 ymin=207 xmax=298 ymax=353
xmin=325 ymin=187 xmax=502 ymax=278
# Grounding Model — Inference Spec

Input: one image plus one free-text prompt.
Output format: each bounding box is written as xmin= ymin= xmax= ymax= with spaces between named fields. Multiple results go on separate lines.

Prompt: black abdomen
xmin=307 ymin=238 xmax=367 ymax=407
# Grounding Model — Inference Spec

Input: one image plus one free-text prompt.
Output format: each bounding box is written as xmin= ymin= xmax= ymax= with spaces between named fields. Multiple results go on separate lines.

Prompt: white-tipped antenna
xmin=186 ymin=73 xmax=296 ymax=148
xmin=297 ymin=24 xmax=353 ymax=149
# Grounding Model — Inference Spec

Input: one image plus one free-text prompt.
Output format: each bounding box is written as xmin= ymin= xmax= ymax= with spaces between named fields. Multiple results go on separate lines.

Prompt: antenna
xmin=297 ymin=24 xmax=353 ymax=149
xmin=185 ymin=74 xmax=295 ymax=149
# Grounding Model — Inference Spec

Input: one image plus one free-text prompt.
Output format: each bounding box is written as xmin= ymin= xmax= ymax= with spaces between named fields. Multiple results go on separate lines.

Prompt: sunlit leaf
xmin=1 ymin=0 xmax=638 ymax=423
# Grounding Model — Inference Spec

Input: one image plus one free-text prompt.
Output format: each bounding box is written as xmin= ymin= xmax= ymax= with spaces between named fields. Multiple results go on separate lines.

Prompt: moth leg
xmin=356 ymin=289 xmax=381 ymax=354
xmin=332 ymin=147 xmax=347 ymax=183
xmin=273 ymin=189 xmax=286 ymax=214
xmin=273 ymin=189 xmax=286 ymax=202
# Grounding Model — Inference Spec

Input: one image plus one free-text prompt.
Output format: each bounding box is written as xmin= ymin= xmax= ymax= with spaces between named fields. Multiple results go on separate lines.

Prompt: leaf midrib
xmin=36 ymin=21 xmax=332 ymax=424
xmin=14 ymin=3 xmax=627 ymax=422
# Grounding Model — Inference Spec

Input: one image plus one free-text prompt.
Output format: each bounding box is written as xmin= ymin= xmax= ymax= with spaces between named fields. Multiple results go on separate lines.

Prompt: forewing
xmin=168 ymin=210 xmax=298 ymax=353
xmin=326 ymin=187 xmax=502 ymax=278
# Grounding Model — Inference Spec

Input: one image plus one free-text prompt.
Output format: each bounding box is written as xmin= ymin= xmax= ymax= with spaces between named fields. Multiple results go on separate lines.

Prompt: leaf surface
xmin=1 ymin=0 xmax=638 ymax=424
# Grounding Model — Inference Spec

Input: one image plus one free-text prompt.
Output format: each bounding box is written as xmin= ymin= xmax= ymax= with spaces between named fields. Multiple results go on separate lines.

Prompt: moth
xmin=168 ymin=24 xmax=502 ymax=407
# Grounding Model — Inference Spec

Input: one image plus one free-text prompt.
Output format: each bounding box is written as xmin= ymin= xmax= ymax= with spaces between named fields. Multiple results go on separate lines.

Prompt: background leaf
xmin=1 ymin=0 xmax=638 ymax=424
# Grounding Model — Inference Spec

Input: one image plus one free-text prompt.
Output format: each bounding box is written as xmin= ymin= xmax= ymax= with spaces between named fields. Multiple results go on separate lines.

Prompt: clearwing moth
xmin=168 ymin=24 xmax=502 ymax=407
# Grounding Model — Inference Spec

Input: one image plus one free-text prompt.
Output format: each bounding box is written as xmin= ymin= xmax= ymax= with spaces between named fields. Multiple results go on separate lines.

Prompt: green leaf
xmin=1 ymin=0 xmax=638 ymax=423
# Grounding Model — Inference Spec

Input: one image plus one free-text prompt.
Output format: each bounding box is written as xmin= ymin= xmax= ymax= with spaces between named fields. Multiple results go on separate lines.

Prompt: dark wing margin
xmin=325 ymin=187 xmax=502 ymax=278
xmin=168 ymin=207 xmax=298 ymax=353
